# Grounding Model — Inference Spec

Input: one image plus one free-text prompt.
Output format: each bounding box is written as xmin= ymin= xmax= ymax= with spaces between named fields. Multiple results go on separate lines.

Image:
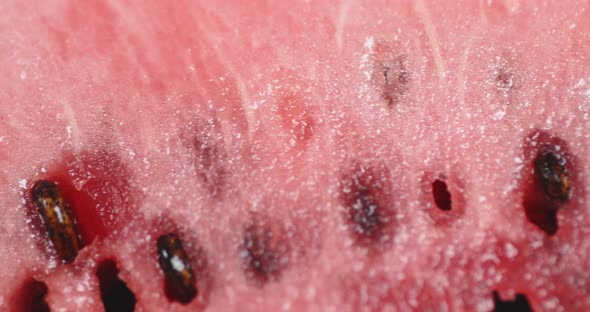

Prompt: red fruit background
xmin=1 ymin=1 xmax=590 ymax=311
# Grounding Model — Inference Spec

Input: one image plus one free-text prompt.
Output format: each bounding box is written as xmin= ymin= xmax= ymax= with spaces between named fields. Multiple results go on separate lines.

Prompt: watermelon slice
xmin=1 ymin=1 xmax=589 ymax=311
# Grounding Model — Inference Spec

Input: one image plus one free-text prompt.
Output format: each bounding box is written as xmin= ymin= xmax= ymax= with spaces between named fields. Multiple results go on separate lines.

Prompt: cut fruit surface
xmin=1 ymin=1 xmax=590 ymax=311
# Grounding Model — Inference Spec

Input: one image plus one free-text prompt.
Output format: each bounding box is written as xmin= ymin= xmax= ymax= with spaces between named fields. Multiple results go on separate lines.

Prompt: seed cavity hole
xmin=18 ymin=278 xmax=49 ymax=312
xmin=421 ymin=172 xmax=465 ymax=223
xmin=25 ymin=151 xmax=135 ymax=262
xmin=97 ymin=259 xmax=136 ymax=312
xmin=432 ymin=179 xmax=452 ymax=211
xmin=493 ymin=291 xmax=533 ymax=312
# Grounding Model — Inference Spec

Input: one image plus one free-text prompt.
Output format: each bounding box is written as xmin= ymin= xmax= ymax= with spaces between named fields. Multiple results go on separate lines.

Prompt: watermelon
xmin=1 ymin=1 xmax=589 ymax=311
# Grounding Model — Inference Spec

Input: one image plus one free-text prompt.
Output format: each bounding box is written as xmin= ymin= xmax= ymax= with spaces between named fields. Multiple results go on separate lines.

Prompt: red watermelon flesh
xmin=1 ymin=1 xmax=590 ymax=311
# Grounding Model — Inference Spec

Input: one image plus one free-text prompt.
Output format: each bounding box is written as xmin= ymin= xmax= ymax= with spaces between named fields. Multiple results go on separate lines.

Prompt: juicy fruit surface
xmin=1 ymin=1 xmax=590 ymax=311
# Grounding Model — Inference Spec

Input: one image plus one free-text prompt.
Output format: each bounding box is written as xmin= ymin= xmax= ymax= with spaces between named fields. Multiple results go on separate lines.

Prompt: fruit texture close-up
xmin=1 ymin=1 xmax=590 ymax=311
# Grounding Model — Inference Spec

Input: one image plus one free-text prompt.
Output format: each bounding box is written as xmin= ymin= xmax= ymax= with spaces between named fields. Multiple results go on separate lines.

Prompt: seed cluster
xmin=22 ymin=131 xmax=578 ymax=310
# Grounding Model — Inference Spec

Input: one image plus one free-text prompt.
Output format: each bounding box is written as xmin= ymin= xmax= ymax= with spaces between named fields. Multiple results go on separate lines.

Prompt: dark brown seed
xmin=534 ymin=150 xmax=571 ymax=203
xmin=31 ymin=179 xmax=81 ymax=263
xmin=157 ymin=233 xmax=197 ymax=304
